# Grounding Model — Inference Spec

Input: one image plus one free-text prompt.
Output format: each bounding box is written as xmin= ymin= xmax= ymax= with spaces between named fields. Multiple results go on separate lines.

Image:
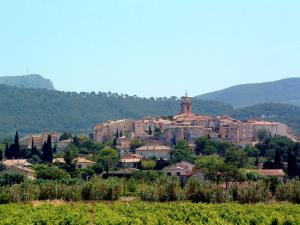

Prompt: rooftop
xmin=255 ymin=169 xmax=285 ymax=177
xmin=120 ymin=154 xmax=142 ymax=163
xmin=136 ymin=145 xmax=172 ymax=151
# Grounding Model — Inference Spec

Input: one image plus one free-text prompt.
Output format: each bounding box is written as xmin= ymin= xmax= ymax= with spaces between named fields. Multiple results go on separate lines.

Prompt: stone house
xmin=135 ymin=145 xmax=172 ymax=161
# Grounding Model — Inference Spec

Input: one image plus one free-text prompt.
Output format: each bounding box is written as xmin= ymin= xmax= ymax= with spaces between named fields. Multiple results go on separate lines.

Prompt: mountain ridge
xmin=196 ymin=77 xmax=300 ymax=107
xmin=0 ymin=74 xmax=55 ymax=90
xmin=0 ymin=84 xmax=232 ymax=137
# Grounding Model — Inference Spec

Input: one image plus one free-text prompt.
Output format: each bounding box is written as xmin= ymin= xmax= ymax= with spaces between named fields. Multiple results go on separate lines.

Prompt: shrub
xmin=231 ymin=182 xmax=271 ymax=204
xmin=275 ymin=180 xmax=300 ymax=203
xmin=0 ymin=173 xmax=26 ymax=186
xmin=186 ymin=179 xmax=227 ymax=203
xmin=35 ymin=165 xmax=70 ymax=180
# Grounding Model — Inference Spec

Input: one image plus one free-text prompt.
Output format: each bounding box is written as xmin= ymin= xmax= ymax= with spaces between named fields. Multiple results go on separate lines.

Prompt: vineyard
xmin=0 ymin=202 xmax=299 ymax=225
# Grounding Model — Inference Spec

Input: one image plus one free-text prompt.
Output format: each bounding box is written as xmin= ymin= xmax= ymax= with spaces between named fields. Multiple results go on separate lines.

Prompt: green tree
xmin=99 ymin=148 xmax=119 ymax=173
xmin=154 ymin=127 xmax=162 ymax=138
xmin=59 ymin=132 xmax=73 ymax=141
xmin=244 ymin=146 xmax=260 ymax=158
xmin=35 ymin=165 xmax=70 ymax=180
xmin=225 ymin=148 xmax=248 ymax=168
xmin=42 ymin=135 xmax=53 ymax=163
xmin=116 ymin=129 xmax=119 ymax=139
xmin=256 ymin=129 xmax=268 ymax=141
xmin=148 ymin=126 xmax=153 ymax=135
xmin=273 ymin=149 xmax=283 ymax=169
xmin=287 ymin=148 xmax=297 ymax=178
xmin=4 ymin=144 xmax=9 ymax=159
xmin=130 ymin=139 xmax=144 ymax=151
xmin=195 ymin=155 xmax=225 ymax=184
xmin=194 ymin=136 xmax=208 ymax=155
xmin=63 ymin=149 xmax=76 ymax=173
xmin=171 ymin=140 xmax=195 ymax=163
xmin=140 ymin=159 xmax=156 ymax=170
xmin=72 ymin=135 xmax=80 ymax=147
xmin=13 ymin=131 xmax=20 ymax=158
xmin=0 ymin=149 xmax=3 ymax=171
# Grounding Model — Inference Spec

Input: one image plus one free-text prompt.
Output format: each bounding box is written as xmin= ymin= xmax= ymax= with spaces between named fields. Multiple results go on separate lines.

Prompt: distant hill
xmin=196 ymin=78 xmax=300 ymax=107
xmin=0 ymin=74 xmax=55 ymax=90
xmin=0 ymin=85 xmax=232 ymax=137
xmin=231 ymin=103 xmax=300 ymax=134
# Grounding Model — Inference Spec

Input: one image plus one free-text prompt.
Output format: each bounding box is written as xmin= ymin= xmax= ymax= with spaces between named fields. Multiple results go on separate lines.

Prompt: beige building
xmin=56 ymin=139 xmax=73 ymax=151
xmin=93 ymin=119 xmax=134 ymax=143
xmin=54 ymin=157 xmax=95 ymax=169
xmin=219 ymin=117 xmax=290 ymax=145
xmin=2 ymin=159 xmax=36 ymax=180
xmin=163 ymin=161 xmax=195 ymax=177
xmin=135 ymin=145 xmax=172 ymax=161
xmin=255 ymin=169 xmax=285 ymax=183
xmin=119 ymin=153 xmax=142 ymax=168
xmin=93 ymin=95 xmax=293 ymax=147
xmin=20 ymin=131 xmax=61 ymax=149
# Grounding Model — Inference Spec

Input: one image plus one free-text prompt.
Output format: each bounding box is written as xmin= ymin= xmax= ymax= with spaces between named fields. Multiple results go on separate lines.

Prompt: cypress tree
xmin=0 ymin=149 xmax=2 ymax=171
xmin=31 ymin=138 xmax=34 ymax=150
xmin=4 ymin=143 xmax=9 ymax=159
xmin=148 ymin=126 xmax=152 ymax=135
xmin=116 ymin=129 xmax=119 ymax=138
xmin=42 ymin=135 xmax=53 ymax=163
xmin=73 ymin=135 xmax=80 ymax=147
xmin=274 ymin=149 xmax=283 ymax=169
xmin=8 ymin=144 xmax=15 ymax=159
xmin=120 ymin=130 xmax=123 ymax=138
xmin=42 ymin=141 xmax=47 ymax=162
xmin=287 ymin=148 xmax=298 ymax=178
xmin=14 ymin=131 xmax=20 ymax=159
xmin=47 ymin=135 xmax=53 ymax=163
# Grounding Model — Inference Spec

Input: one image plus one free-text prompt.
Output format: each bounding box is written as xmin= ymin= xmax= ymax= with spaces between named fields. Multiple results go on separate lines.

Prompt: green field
xmin=0 ymin=202 xmax=299 ymax=225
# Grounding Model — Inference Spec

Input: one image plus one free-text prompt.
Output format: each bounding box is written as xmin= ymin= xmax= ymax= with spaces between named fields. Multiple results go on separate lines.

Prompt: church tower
xmin=181 ymin=93 xmax=192 ymax=115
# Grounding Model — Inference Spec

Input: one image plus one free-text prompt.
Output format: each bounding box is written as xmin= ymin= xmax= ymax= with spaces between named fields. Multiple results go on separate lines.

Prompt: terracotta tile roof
xmin=136 ymin=145 xmax=171 ymax=151
xmin=256 ymin=169 xmax=284 ymax=177
xmin=3 ymin=159 xmax=31 ymax=167
xmin=120 ymin=154 xmax=142 ymax=163
xmin=75 ymin=158 xmax=95 ymax=164
xmin=54 ymin=157 xmax=95 ymax=164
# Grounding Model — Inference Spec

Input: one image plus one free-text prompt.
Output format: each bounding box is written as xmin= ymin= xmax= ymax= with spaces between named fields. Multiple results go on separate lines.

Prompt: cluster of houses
xmin=0 ymin=94 xmax=290 ymax=183
xmin=93 ymin=95 xmax=297 ymax=147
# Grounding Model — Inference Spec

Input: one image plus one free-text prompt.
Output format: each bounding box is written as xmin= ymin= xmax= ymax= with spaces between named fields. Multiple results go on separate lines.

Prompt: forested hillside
xmin=0 ymin=85 xmax=232 ymax=137
xmin=197 ymin=78 xmax=300 ymax=107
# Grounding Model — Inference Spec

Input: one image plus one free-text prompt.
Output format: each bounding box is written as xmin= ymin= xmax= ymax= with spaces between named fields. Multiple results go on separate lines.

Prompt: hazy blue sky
xmin=0 ymin=0 xmax=299 ymax=97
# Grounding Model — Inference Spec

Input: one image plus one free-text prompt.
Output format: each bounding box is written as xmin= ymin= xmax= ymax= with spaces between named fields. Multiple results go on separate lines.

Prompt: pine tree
xmin=274 ymin=149 xmax=283 ymax=169
xmin=14 ymin=131 xmax=20 ymax=159
xmin=287 ymin=148 xmax=298 ymax=178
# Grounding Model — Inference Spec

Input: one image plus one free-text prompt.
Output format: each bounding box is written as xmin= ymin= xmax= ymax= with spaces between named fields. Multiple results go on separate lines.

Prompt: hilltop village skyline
xmin=93 ymin=94 xmax=297 ymax=149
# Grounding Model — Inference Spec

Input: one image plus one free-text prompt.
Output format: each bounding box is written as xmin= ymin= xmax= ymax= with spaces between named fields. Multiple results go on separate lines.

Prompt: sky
xmin=0 ymin=0 xmax=300 ymax=97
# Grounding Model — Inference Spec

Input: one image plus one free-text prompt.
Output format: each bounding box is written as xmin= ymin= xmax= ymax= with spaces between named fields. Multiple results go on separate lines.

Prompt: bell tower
xmin=181 ymin=93 xmax=192 ymax=115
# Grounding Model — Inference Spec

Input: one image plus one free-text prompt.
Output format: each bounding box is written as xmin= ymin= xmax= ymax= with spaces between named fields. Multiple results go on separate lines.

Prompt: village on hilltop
xmin=4 ymin=94 xmax=295 ymax=184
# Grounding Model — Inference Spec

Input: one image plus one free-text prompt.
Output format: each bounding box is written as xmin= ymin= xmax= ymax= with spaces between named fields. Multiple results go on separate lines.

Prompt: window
xmin=78 ymin=164 xmax=82 ymax=169
xmin=167 ymin=172 xmax=171 ymax=176
xmin=176 ymin=172 xmax=181 ymax=176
